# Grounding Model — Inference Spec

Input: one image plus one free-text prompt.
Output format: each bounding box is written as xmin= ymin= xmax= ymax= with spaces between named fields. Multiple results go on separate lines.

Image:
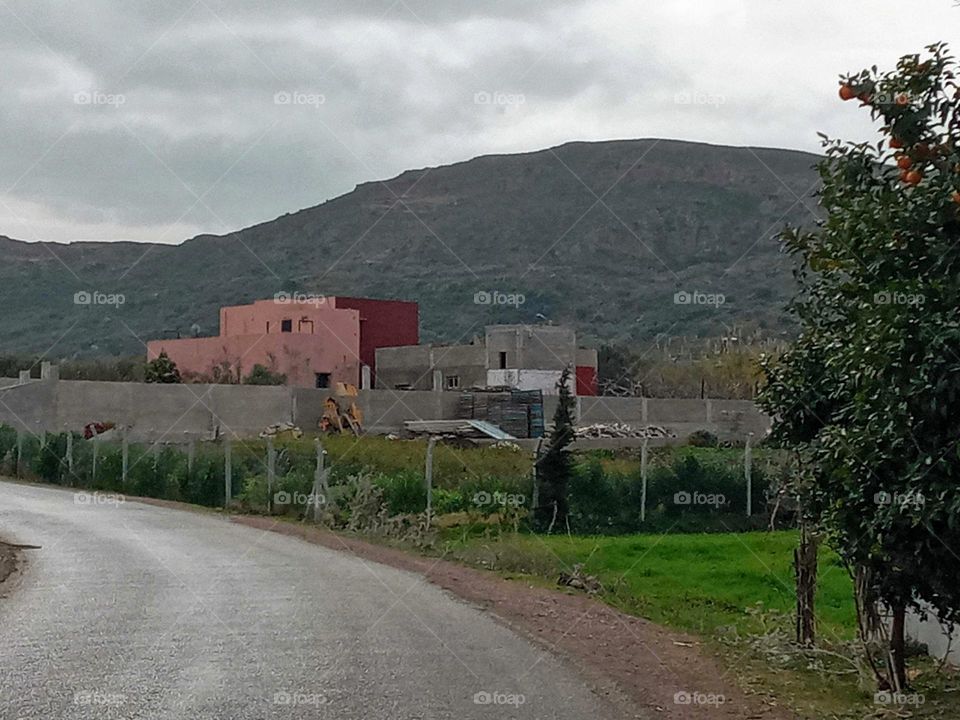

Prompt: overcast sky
xmin=1 ymin=0 xmax=958 ymax=245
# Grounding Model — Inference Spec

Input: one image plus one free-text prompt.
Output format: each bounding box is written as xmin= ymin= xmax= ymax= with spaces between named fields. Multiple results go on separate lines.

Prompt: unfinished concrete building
xmin=375 ymin=324 xmax=598 ymax=395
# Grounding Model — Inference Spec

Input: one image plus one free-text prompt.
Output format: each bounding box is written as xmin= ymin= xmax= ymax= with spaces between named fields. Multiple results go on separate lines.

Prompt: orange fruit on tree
xmin=905 ymin=170 xmax=923 ymax=185
xmin=889 ymin=137 xmax=904 ymax=149
xmin=896 ymin=155 xmax=912 ymax=170
xmin=952 ymin=191 xmax=960 ymax=204
xmin=895 ymin=93 xmax=910 ymax=106
xmin=839 ymin=85 xmax=857 ymax=101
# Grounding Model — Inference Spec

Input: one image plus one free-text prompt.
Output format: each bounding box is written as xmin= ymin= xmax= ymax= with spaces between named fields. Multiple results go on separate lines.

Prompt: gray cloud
xmin=1 ymin=0 xmax=958 ymax=243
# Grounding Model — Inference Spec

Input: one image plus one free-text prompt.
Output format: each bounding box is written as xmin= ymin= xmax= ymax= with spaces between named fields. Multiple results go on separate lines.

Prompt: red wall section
xmin=575 ymin=365 xmax=598 ymax=396
xmin=332 ymin=297 xmax=419 ymax=381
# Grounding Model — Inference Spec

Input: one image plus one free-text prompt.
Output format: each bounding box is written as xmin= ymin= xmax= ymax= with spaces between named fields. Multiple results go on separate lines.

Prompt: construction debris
xmin=558 ymin=564 xmax=602 ymax=594
xmin=259 ymin=422 xmax=303 ymax=440
xmin=403 ymin=419 xmax=515 ymax=440
xmin=574 ymin=422 xmax=674 ymax=439
xmin=83 ymin=421 xmax=116 ymax=440
xmin=319 ymin=397 xmax=363 ymax=436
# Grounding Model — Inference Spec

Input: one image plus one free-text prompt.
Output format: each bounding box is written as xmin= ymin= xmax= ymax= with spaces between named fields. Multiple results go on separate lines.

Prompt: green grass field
xmin=445 ymin=530 xmax=857 ymax=639
xmin=440 ymin=530 xmax=960 ymax=719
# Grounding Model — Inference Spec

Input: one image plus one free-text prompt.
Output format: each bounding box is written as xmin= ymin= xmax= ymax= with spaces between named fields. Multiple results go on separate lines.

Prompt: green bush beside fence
xmin=0 ymin=424 xmax=790 ymax=534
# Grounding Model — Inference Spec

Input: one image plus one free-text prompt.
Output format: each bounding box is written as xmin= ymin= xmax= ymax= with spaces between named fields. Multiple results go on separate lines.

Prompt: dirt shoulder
xmin=0 ymin=541 xmax=22 ymax=595
xmin=232 ymin=516 xmax=794 ymax=720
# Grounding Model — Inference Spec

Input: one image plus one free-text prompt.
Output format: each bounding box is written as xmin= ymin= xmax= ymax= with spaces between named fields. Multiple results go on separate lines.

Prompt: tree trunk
xmin=794 ymin=521 xmax=818 ymax=646
xmin=889 ymin=602 xmax=908 ymax=691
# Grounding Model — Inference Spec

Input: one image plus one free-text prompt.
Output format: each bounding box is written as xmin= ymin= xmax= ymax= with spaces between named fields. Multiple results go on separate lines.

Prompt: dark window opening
xmin=281 ymin=319 xmax=292 ymax=333
xmin=446 ymin=375 xmax=460 ymax=389
xmin=499 ymin=351 xmax=508 ymax=369
xmin=315 ymin=372 xmax=330 ymax=389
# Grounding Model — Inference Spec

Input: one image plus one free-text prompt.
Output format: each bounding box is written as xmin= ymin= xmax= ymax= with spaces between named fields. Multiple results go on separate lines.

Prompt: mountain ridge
xmin=0 ymin=138 xmax=820 ymax=358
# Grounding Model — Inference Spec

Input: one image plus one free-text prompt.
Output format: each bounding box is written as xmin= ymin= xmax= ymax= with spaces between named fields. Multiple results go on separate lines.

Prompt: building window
xmin=315 ymin=372 xmax=330 ymax=389
xmin=281 ymin=319 xmax=292 ymax=333
xmin=446 ymin=375 xmax=461 ymax=390
xmin=299 ymin=319 xmax=314 ymax=334
xmin=499 ymin=351 xmax=508 ymax=369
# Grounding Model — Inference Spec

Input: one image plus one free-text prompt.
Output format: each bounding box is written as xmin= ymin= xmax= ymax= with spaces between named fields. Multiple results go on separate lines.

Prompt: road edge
xmin=230 ymin=515 xmax=795 ymax=720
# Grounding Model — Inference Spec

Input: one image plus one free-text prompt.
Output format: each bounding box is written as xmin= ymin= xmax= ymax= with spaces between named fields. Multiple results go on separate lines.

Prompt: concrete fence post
xmin=223 ymin=437 xmax=233 ymax=507
xmin=92 ymin=436 xmax=99 ymax=486
xmin=187 ymin=438 xmax=196 ymax=475
xmin=15 ymin=428 xmax=23 ymax=479
xmin=121 ymin=431 xmax=129 ymax=489
xmin=66 ymin=431 xmax=74 ymax=479
xmin=267 ymin=437 xmax=276 ymax=514
xmin=745 ymin=433 xmax=754 ymax=517
xmin=424 ymin=436 xmax=436 ymax=528
xmin=531 ymin=438 xmax=543 ymax=513
xmin=641 ymin=396 xmax=648 ymax=425
xmin=640 ymin=436 xmax=649 ymax=523
xmin=312 ymin=438 xmax=329 ymax=522
xmin=18 ymin=370 xmax=30 ymax=385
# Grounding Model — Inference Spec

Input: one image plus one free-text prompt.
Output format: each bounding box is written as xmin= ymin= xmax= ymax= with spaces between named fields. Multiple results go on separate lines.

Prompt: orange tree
xmin=760 ymin=43 xmax=960 ymax=690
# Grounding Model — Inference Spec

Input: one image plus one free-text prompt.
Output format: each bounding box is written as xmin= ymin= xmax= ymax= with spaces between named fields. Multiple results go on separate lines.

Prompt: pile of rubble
xmin=575 ymin=422 xmax=674 ymax=439
xmin=557 ymin=564 xmax=602 ymax=594
xmin=259 ymin=422 xmax=303 ymax=440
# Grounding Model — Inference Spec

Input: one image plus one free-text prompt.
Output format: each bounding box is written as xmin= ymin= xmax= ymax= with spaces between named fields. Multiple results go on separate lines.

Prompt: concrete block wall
xmin=0 ymin=378 xmax=293 ymax=442
xmin=0 ymin=380 xmax=57 ymax=434
xmin=561 ymin=396 xmax=771 ymax=442
xmin=907 ymin=604 xmax=960 ymax=667
xmin=292 ymin=388 xmax=462 ymax=434
xmin=0 ymin=376 xmax=771 ymax=442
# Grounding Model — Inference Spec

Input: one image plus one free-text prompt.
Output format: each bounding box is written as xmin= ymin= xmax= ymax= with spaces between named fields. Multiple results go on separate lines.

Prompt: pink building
xmin=146 ymin=297 xmax=418 ymax=388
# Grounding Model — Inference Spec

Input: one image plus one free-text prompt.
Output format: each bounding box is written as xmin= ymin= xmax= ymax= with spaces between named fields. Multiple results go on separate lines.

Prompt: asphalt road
xmin=0 ymin=481 xmax=618 ymax=719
